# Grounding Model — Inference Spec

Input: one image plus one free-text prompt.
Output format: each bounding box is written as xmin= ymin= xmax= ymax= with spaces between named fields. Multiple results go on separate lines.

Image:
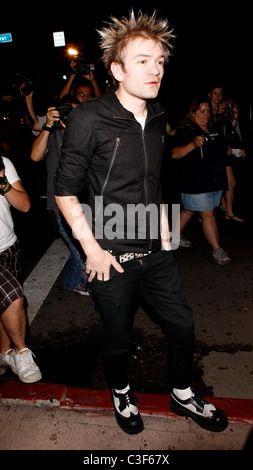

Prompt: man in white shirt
xmin=0 ymin=156 xmax=42 ymax=383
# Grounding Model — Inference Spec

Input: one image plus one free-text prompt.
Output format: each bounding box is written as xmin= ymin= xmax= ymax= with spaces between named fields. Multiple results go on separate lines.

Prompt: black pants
xmin=90 ymin=249 xmax=194 ymax=391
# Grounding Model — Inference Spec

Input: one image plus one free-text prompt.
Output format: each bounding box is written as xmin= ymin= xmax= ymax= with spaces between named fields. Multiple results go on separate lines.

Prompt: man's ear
xmin=110 ymin=62 xmax=124 ymax=83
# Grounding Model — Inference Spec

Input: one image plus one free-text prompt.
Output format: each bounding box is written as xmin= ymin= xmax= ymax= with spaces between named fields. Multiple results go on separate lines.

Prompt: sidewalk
xmin=0 ymin=381 xmax=253 ymax=451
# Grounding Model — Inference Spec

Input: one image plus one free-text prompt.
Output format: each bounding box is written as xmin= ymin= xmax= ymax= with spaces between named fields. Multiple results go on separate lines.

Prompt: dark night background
xmin=1 ymin=1 xmax=252 ymax=127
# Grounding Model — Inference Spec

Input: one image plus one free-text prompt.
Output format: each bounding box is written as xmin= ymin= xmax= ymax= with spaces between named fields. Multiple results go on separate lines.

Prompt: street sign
xmin=53 ymin=31 xmax=65 ymax=47
xmin=0 ymin=33 xmax=12 ymax=43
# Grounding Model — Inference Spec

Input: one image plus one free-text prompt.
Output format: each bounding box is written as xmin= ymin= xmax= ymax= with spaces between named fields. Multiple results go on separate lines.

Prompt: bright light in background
xmin=68 ymin=48 xmax=78 ymax=56
xmin=53 ymin=31 xmax=65 ymax=47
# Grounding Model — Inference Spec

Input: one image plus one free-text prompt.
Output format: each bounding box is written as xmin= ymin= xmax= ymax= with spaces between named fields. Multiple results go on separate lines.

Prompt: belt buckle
xmin=118 ymin=251 xmax=152 ymax=263
xmin=135 ymin=251 xmax=151 ymax=259
xmin=119 ymin=252 xmax=135 ymax=263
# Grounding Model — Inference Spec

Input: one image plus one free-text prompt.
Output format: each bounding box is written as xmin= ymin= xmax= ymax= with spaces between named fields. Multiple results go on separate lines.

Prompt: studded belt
xmin=109 ymin=250 xmax=152 ymax=263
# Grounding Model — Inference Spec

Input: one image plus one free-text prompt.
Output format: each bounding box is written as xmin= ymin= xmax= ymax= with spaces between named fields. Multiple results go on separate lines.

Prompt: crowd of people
xmin=0 ymin=10 xmax=251 ymax=437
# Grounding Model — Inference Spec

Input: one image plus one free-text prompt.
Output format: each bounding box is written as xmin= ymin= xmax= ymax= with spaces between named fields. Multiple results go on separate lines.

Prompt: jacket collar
xmin=108 ymin=87 xmax=165 ymax=121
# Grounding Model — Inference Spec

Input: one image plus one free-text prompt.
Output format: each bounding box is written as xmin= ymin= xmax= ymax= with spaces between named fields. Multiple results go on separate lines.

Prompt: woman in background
xmin=171 ymin=96 xmax=230 ymax=265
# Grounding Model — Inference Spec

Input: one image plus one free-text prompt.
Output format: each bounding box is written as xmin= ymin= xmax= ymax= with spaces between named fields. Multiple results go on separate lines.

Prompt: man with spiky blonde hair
xmin=55 ymin=10 xmax=228 ymax=435
xmin=98 ymin=10 xmax=173 ymax=77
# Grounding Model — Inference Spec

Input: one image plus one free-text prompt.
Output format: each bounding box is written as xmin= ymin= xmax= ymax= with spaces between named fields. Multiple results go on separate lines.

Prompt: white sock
xmin=173 ymin=386 xmax=192 ymax=400
xmin=114 ymin=384 xmax=130 ymax=394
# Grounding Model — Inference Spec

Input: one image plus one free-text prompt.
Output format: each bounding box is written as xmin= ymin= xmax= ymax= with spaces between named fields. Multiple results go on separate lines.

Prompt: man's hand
xmin=46 ymin=107 xmax=61 ymax=128
xmin=55 ymin=195 xmax=123 ymax=282
xmin=85 ymin=246 xmax=124 ymax=282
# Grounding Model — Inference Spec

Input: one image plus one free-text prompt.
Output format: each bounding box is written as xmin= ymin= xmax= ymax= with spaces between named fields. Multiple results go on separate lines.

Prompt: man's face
xmin=112 ymin=37 xmax=165 ymax=103
xmin=75 ymin=85 xmax=93 ymax=103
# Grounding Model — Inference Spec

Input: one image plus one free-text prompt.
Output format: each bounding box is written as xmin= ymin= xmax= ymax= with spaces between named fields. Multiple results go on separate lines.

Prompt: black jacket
xmin=54 ymin=89 xmax=167 ymax=252
xmin=171 ymin=125 xmax=228 ymax=194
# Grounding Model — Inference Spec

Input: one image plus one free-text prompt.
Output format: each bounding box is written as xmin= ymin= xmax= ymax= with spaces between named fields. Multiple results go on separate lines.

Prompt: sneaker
xmin=0 ymin=349 xmax=18 ymax=376
xmin=172 ymin=235 xmax=192 ymax=248
xmin=14 ymin=348 xmax=42 ymax=383
xmin=111 ymin=386 xmax=144 ymax=434
xmin=72 ymin=282 xmax=89 ymax=296
xmin=170 ymin=391 xmax=228 ymax=432
xmin=213 ymin=247 xmax=231 ymax=265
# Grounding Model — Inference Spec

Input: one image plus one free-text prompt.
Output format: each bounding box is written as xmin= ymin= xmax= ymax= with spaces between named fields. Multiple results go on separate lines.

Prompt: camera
xmin=53 ymin=104 xmax=73 ymax=129
xmin=201 ymin=133 xmax=218 ymax=143
xmin=15 ymin=72 xmax=34 ymax=96
xmin=71 ymin=56 xmax=90 ymax=75
xmin=224 ymin=103 xmax=233 ymax=110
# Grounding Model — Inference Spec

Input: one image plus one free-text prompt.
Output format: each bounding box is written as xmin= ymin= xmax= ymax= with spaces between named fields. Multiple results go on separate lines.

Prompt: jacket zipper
xmin=108 ymin=113 xmax=164 ymax=249
xmin=141 ymin=129 xmax=153 ymax=251
xmin=95 ymin=137 xmax=121 ymax=219
xmin=100 ymin=137 xmax=121 ymax=197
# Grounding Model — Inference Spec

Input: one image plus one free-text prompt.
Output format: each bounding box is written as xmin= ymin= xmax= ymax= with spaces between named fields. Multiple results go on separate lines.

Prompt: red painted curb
xmin=0 ymin=382 xmax=253 ymax=423
xmin=0 ymin=382 xmax=67 ymax=404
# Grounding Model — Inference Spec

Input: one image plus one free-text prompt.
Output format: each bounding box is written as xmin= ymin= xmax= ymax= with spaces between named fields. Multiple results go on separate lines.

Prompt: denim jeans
xmin=56 ymin=214 xmax=89 ymax=291
xmin=90 ymin=249 xmax=194 ymax=391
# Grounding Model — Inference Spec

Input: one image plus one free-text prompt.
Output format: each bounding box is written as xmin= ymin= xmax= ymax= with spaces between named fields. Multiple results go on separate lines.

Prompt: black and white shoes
xmin=111 ymin=385 xmax=228 ymax=434
xmin=111 ymin=386 xmax=144 ymax=434
xmin=170 ymin=391 xmax=228 ymax=432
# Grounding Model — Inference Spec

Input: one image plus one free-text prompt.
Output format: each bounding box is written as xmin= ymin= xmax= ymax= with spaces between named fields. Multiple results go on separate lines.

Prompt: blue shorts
xmin=181 ymin=190 xmax=223 ymax=212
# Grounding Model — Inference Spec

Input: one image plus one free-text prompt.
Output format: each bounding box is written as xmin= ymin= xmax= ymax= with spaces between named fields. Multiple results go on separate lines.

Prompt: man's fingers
xmin=111 ymin=256 xmax=124 ymax=273
xmin=87 ymin=270 xmax=96 ymax=283
xmin=85 ymin=251 xmax=124 ymax=282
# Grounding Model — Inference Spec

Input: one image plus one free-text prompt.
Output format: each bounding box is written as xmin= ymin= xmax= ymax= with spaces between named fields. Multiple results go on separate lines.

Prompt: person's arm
xmin=55 ymin=195 xmax=124 ymax=281
xmin=30 ymin=128 xmax=50 ymax=161
xmin=160 ymin=203 xmax=171 ymax=251
xmin=86 ymin=70 xmax=102 ymax=97
xmin=20 ymin=83 xmax=42 ymax=132
xmin=24 ymin=92 xmax=42 ymax=131
xmin=31 ymin=107 xmax=61 ymax=162
xmin=4 ymin=181 xmax=31 ymax=212
xmin=171 ymin=135 xmax=205 ymax=159
xmin=230 ymin=103 xmax=240 ymax=129
xmin=0 ymin=164 xmax=30 ymax=212
xmin=58 ymin=74 xmax=76 ymax=100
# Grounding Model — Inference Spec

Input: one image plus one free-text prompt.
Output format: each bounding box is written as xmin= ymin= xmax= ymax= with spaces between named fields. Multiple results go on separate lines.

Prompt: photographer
xmin=31 ymin=96 xmax=90 ymax=296
xmin=59 ymin=58 xmax=102 ymax=102
xmin=171 ymin=96 xmax=231 ymax=265
xmin=0 ymin=156 xmax=42 ymax=382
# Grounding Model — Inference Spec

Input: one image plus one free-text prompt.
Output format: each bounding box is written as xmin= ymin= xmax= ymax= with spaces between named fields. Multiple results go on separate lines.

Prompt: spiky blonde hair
xmin=98 ymin=10 xmax=174 ymax=73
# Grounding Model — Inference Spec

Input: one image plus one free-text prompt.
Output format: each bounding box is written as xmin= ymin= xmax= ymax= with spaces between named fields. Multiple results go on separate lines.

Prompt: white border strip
xmin=24 ymin=238 xmax=69 ymax=325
